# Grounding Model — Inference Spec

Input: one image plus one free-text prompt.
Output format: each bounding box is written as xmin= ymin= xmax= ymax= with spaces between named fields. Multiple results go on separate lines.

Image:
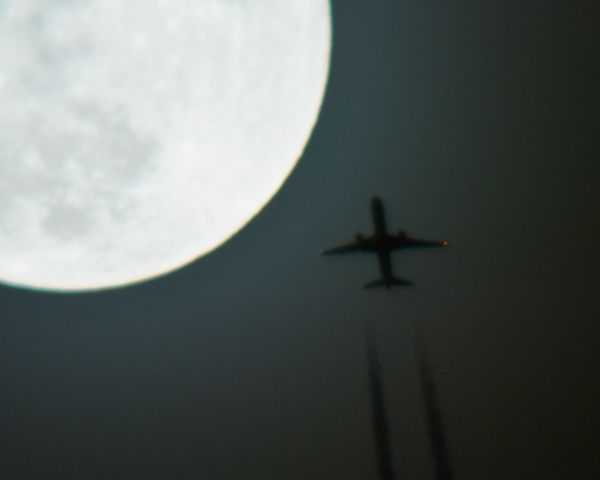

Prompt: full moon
xmin=0 ymin=1 xmax=331 ymax=291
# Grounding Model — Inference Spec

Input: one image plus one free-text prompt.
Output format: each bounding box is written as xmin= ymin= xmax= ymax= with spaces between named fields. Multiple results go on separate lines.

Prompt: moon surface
xmin=0 ymin=0 xmax=331 ymax=291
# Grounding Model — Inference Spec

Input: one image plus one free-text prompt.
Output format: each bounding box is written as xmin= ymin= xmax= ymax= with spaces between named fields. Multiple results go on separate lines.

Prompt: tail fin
xmin=364 ymin=277 xmax=413 ymax=289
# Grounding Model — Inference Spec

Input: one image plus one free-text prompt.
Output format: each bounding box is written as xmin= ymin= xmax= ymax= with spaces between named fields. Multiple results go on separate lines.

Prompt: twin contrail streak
xmin=416 ymin=336 xmax=453 ymax=480
xmin=366 ymin=329 xmax=394 ymax=480
xmin=364 ymin=325 xmax=453 ymax=480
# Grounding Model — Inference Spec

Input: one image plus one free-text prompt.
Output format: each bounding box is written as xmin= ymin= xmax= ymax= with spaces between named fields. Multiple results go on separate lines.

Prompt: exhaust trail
xmin=366 ymin=328 xmax=395 ymax=480
xmin=416 ymin=336 xmax=453 ymax=480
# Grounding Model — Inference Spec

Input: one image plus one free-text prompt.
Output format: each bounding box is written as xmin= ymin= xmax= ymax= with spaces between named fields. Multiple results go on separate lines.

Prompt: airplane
xmin=321 ymin=197 xmax=448 ymax=288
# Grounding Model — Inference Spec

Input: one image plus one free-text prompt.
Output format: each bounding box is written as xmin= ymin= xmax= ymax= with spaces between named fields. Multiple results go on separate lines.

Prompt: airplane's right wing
xmin=364 ymin=277 xmax=413 ymax=288
xmin=391 ymin=234 xmax=448 ymax=249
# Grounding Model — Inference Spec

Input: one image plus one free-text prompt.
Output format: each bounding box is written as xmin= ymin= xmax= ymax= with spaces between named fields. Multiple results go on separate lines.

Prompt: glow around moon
xmin=0 ymin=0 xmax=331 ymax=291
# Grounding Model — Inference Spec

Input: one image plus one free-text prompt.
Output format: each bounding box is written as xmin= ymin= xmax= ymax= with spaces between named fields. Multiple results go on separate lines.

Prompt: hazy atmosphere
xmin=1 ymin=1 xmax=598 ymax=479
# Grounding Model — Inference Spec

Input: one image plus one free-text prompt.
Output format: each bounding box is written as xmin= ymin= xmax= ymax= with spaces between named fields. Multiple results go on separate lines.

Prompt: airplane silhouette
xmin=321 ymin=197 xmax=448 ymax=288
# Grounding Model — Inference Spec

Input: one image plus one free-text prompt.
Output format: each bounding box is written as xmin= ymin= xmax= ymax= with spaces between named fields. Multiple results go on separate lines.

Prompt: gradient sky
xmin=1 ymin=1 xmax=599 ymax=479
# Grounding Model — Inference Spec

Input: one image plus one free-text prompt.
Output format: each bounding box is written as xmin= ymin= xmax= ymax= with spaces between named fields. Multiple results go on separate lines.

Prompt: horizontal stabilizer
xmin=364 ymin=277 xmax=413 ymax=289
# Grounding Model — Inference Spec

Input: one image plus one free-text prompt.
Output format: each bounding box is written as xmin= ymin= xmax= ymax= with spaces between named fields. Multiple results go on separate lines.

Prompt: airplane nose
xmin=441 ymin=240 xmax=449 ymax=247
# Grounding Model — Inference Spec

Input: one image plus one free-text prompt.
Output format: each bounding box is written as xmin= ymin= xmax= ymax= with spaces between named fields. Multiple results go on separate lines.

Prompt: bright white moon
xmin=0 ymin=0 xmax=331 ymax=291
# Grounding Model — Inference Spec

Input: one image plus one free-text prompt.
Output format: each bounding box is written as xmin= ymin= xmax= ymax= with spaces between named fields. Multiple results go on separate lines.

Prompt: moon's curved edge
xmin=1 ymin=1 xmax=333 ymax=294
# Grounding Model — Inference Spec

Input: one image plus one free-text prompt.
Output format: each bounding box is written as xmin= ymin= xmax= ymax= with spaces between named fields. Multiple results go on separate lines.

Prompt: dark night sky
xmin=1 ymin=1 xmax=599 ymax=478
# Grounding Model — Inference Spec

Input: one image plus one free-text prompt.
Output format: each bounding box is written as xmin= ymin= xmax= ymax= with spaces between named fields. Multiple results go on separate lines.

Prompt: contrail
xmin=416 ymin=335 xmax=453 ymax=480
xmin=366 ymin=328 xmax=395 ymax=480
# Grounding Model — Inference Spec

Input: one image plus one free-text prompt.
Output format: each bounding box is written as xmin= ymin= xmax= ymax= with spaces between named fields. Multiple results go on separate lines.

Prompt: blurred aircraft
xmin=321 ymin=197 xmax=448 ymax=288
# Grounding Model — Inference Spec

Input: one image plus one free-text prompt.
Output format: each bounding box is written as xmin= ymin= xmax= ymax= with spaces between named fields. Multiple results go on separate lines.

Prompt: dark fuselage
xmin=321 ymin=197 xmax=447 ymax=288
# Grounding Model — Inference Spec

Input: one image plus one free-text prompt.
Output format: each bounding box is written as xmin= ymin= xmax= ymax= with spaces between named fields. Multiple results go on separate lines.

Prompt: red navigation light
xmin=442 ymin=240 xmax=449 ymax=247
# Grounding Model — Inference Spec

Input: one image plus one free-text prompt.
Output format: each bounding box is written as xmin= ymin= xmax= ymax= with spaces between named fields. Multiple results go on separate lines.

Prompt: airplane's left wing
xmin=320 ymin=241 xmax=364 ymax=255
